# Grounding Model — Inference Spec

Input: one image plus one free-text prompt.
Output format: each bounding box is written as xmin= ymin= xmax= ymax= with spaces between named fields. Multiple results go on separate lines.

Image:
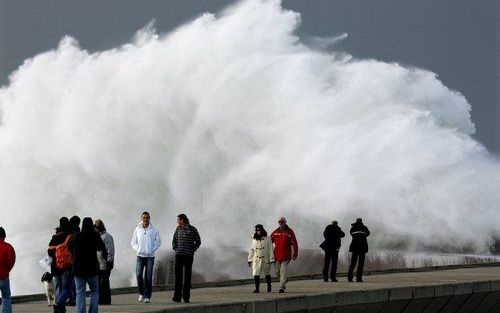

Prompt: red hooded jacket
xmin=0 ymin=239 xmax=16 ymax=279
xmin=271 ymin=226 xmax=298 ymax=261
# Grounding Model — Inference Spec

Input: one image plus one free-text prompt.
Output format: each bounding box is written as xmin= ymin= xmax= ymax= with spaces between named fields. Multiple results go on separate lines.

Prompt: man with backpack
xmin=48 ymin=217 xmax=74 ymax=313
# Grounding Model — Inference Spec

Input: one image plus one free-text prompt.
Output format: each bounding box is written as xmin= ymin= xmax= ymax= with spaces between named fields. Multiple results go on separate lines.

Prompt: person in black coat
xmin=347 ymin=218 xmax=370 ymax=282
xmin=69 ymin=217 xmax=107 ymax=313
xmin=320 ymin=220 xmax=345 ymax=282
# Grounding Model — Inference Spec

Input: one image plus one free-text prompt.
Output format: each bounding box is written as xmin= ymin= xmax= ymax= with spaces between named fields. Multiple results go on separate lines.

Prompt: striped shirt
xmin=172 ymin=224 xmax=201 ymax=256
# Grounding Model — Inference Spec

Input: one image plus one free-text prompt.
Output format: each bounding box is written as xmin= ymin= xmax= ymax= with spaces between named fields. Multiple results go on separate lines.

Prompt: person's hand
xmin=248 ymin=261 xmax=252 ymax=267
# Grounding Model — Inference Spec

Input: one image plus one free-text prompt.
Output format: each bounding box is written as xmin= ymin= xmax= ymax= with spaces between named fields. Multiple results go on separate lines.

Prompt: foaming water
xmin=0 ymin=0 xmax=499 ymax=295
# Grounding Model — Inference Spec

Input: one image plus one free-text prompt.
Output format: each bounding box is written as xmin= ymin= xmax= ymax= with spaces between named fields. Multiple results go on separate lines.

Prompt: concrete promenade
xmin=12 ymin=265 xmax=500 ymax=313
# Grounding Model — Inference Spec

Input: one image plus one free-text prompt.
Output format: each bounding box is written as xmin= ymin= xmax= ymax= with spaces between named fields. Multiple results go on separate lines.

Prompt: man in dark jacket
xmin=48 ymin=217 xmax=73 ymax=313
xmin=69 ymin=217 xmax=106 ymax=313
xmin=320 ymin=220 xmax=345 ymax=282
xmin=67 ymin=215 xmax=81 ymax=306
xmin=171 ymin=214 xmax=201 ymax=303
xmin=347 ymin=218 xmax=370 ymax=282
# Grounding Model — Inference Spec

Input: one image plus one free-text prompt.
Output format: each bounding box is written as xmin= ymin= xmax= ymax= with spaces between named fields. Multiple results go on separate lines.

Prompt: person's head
xmin=356 ymin=217 xmax=363 ymax=224
xmin=278 ymin=217 xmax=287 ymax=227
xmin=57 ymin=217 xmax=70 ymax=232
xmin=70 ymin=215 xmax=81 ymax=230
xmin=94 ymin=219 xmax=106 ymax=232
xmin=141 ymin=211 xmax=150 ymax=228
xmin=81 ymin=217 xmax=94 ymax=232
xmin=177 ymin=214 xmax=188 ymax=227
xmin=332 ymin=220 xmax=338 ymax=226
xmin=254 ymin=224 xmax=267 ymax=239
xmin=0 ymin=227 xmax=5 ymax=240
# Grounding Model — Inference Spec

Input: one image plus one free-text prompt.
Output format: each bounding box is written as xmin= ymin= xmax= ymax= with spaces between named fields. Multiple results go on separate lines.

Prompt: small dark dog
xmin=41 ymin=272 xmax=56 ymax=306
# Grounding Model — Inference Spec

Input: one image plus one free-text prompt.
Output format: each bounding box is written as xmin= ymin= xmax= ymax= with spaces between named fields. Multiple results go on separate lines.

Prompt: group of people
xmin=0 ymin=213 xmax=369 ymax=313
xmin=321 ymin=218 xmax=370 ymax=283
xmin=247 ymin=217 xmax=370 ymax=294
xmin=47 ymin=216 xmax=115 ymax=313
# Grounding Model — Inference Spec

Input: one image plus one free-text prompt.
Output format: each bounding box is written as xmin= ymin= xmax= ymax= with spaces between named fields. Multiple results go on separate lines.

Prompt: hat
xmin=332 ymin=220 xmax=338 ymax=225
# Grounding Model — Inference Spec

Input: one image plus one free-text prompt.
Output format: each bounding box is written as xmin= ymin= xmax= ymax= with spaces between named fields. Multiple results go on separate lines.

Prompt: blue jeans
xmin=0 ymin=278 xmax=11 ymax=313
xmin=136 ymin=256 xmax=154 ymax=298
xmin=75 ymin=275 xmax=98 ymax=313
xmin=57 ymin=270 xmax=73 ymax=307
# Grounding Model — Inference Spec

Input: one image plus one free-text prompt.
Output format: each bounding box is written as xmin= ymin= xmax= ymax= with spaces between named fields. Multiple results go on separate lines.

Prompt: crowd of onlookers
xmin=0 ymin=213 xmax=369 ymax=313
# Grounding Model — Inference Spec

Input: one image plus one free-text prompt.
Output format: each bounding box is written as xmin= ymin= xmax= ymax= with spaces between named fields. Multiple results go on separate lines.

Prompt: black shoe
xmin=323 ymin=279 xmax=328 ymax=282
xmin=172 ymin=297 xmax=181 ymax=303
xmin=66 ymin=300 xmax=76 ymax=307
xmin=279 ymin=288 xmax=285 ymax=293
xmin=356 ymin=279 xmax=363 ymax=282
xmin=348 ymin=278 xmax=353 ymax=282
xmin=183 ymin=299 xmax=190 ymax=303
xmin=332 ymin=278 xmax=338 ymax=282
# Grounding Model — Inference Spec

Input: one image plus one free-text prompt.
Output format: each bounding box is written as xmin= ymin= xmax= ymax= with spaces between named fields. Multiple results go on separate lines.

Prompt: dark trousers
xmin=347 ymin=251 xmax=365 ymax=281
xmin=323 ymin=250 xmax=339 ymax=281
xmin=98 ymin=267 xmax=112 ymax=304
xmin=174 ymin=254 xmax=194 ymax=301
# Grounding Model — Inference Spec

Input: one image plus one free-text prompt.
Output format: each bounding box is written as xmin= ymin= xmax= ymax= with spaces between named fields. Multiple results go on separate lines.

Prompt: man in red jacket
xmin=0 ymin=227 xmax=16 ymax=313
xmin=270 ymin=217 xmax=298 ymax=293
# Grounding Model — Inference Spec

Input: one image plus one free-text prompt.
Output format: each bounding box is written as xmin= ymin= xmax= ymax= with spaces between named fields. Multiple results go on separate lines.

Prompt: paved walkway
xmin=13 ymin=266 xmax=500 ymax=313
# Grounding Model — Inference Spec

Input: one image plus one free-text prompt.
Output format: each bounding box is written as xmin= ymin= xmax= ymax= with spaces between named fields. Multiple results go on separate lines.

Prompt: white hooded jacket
xmin=131 ymin=222 xmax=161 ymax=257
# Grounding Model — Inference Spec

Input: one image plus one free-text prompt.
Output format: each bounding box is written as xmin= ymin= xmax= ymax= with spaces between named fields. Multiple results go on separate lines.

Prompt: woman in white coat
xmin=248 ymin=224 xmax=274 ymax=293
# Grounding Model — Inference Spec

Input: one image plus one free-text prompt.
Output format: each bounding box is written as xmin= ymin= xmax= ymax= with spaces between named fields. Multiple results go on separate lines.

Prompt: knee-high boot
xmin=265 ymin=275 xmax=272 ymax=292
xmin=253 ymin=275 xmax=260 ymax=293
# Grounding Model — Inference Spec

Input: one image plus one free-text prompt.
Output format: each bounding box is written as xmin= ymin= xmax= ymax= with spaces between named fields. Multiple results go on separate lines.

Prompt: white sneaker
xmin=138 ymin=295 xmax=144 ymax=302
xmin=144 ymin=298 xmax=150 ymax=303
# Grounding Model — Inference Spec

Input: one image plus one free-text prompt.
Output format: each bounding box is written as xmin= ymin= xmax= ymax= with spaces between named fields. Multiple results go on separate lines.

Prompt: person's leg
xmin=331 ymin=250 xmax=339 ymax=281
xmin=279 ymin=260 xmax=289 ymax=290
xmin=56 ymin=270 xmax=72 ymax=309
xmin=97 ymin=270 xmax=104 ymax=304
xmin=136 ymin=256 xmax=145 ymax=298
xmin=356 ymin=253 xmax=366 ymax=282
xmin=144 ymin=257 xmax=155 ymax=299
xmin=183 ymin=255 xmax=193 ymax=302
xmin=0 ymin=278 xmax=12 ymax=313
xmin=69 ymin=279 xmax=76 ymax=305
xmin=53 ymin=275 xmax=62 ymax=303
xmin=173 ymin=255 xmax=183 ymax=301
xmin=322 ymin=251 xmax=332 ymax=282
xmin=262 ymin=262 xmax=272 ymax=292
xmin=87 ymin=275 xmax=99 ymax=313
xmin=347 ymin=252 xmax=358 ymax=282
xmin=102 ymin=268 xmax=112 ymax=304
xmin=74 ymin=276 xmax=87 ymax=313
xmin=274 ymin=261 xmax=281 ymax=279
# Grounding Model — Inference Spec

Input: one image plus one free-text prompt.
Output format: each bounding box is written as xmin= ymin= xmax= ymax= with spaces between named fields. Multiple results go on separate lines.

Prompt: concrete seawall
xmin=13 ymin=264 xmax=500 ymax=313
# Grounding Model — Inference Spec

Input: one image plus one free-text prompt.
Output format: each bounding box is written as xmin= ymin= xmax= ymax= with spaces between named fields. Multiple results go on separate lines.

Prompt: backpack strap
xmin=48 ymin=234 xmax=72 ymax=250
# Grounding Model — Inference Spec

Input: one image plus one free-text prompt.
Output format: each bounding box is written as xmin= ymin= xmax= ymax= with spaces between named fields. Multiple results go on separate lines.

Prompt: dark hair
xmin=0 ymin=227 xmax=5 ymax=239
xmin=253 ymin=224 xmax=267 ymax=240
xmin=356 ymin=217 xmax=363 ymax=223
xmin=141 ymin=211 xmax=150 ymax=217
xmin=81 ymin=217 xmax=94 ymax=232
xmin=177 ymin=214 xmax=188 ymax=223
xmin=57 ymin=217 xmax=70 ymax=232
xmin=94 ymin=219 xmax=106 ymax=232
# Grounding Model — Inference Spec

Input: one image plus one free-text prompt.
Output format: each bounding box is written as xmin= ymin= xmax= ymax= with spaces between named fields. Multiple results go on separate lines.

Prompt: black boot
xmin=253 ymin=275 xmax=260 ymax=293
xmin=265 ymin=275 xmax=272 ymax=292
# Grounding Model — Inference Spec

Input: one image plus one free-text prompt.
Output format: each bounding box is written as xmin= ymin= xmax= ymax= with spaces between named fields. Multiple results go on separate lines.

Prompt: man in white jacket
xmin=131 ymin=211 xmax=161 ymax=304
